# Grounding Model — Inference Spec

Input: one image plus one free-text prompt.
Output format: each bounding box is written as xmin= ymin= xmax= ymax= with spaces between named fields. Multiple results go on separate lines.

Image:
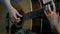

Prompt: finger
xmin=9 ymin=16 xmax=14 ymax=23
xmin=17 ymin=12 xmax=22 ymax=17
xmin=17 ymin=18 xmax=21 ymax=21
xmin=45 ymin=5 xmax=50 ymax=14
xmin=15 ymin=18 xmax=21 ymax=23
xmin=45 ymin=5 xmax=48 ymax=11
xmin=52 ymin=2 xmax=56 ymax=12
xmin=13 ymin=15 xmax=21 ymax=21
xmin=13 ymin=14 xmax=21 ymax=23
xmin=48 ymin=4 xmax=52 ymax=13
xmin=44 ymin=10 xmax=48 ymax=17
xmin=13 ymin=14 xmax=18 ymax=20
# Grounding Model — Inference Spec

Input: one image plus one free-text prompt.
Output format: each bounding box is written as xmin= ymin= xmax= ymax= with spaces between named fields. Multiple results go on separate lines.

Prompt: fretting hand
xmin=44 ymin=2 xmax=59 ymax=25
xmin=44 ymin=2 xmax=60 ymax=34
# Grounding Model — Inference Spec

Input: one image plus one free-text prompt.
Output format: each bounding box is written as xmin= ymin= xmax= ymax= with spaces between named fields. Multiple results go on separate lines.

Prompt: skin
xmin=44 ymin=2 xmax=60 ymax=34
xmin=4 ymin=0 xmax=22 ymax=23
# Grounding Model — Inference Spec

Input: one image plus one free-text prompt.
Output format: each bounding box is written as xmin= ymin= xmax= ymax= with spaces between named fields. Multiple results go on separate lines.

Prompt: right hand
xmin=9 ymin=8 xmax=22 ymax=23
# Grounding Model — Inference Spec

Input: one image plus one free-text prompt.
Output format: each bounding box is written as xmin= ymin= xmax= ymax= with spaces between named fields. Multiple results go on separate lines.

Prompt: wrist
xmin=51 ymin=21 xmax=58 ymax=25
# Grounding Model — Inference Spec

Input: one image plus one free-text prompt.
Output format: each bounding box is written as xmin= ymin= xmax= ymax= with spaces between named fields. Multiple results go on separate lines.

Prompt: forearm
xmin=52 ymin=22 xmax=60 ymax=34
xmin=4 ymin=0 xmax=15 ymax=12
xmin=54 ymin=24 xmax=60 ymax=34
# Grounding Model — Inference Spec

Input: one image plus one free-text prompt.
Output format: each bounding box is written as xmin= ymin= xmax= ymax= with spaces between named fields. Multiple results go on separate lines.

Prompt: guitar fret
xmin=23 ymin=8 xmax=44 ymax=20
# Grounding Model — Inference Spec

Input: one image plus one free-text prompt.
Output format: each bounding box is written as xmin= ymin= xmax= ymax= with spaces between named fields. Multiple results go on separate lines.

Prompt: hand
xmin=9 ymin=7 xmax=22 ymax=23
xmin=44 ymin=2 xmax=59 ymax=25
xmin=44 ymin=2 xmax=60 ymax=34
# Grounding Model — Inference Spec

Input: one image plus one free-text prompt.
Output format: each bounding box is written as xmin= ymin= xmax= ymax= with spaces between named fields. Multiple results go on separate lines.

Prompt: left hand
xmin=44 ymin=2 xmax=59 ymax=25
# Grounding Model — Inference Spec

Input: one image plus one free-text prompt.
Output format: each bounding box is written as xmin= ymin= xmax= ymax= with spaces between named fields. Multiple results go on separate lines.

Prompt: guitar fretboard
xmin=23 ymin=8 xmax=44 ymax=20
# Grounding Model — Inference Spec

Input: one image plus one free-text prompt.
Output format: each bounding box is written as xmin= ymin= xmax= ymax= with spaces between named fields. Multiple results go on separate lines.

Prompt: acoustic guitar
xmin=11 ymin=0 xmax=42 ymax=32
xmin=10 ymin=0 xmax=60 ymax=33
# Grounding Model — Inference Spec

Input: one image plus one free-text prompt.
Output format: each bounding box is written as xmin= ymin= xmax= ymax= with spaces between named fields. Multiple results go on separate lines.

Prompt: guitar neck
xmin=23 ymin=8 xmax=44 ymax=20
xmin=23 ymin=3 xmax=60 ymax=20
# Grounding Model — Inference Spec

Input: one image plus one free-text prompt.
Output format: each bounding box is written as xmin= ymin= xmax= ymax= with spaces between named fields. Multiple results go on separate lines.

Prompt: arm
xmin=4 ymin=0 xmax=14 ymax=11
xmin=52 ymin=21 xmax=60 ymax=34
xmin=44 ymin=2 xmax=60 ymax=34
xmin=53 ymin=23 xmax=60 ymax=34
xmin=4 ymin=0 xmax=22 ymax=23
